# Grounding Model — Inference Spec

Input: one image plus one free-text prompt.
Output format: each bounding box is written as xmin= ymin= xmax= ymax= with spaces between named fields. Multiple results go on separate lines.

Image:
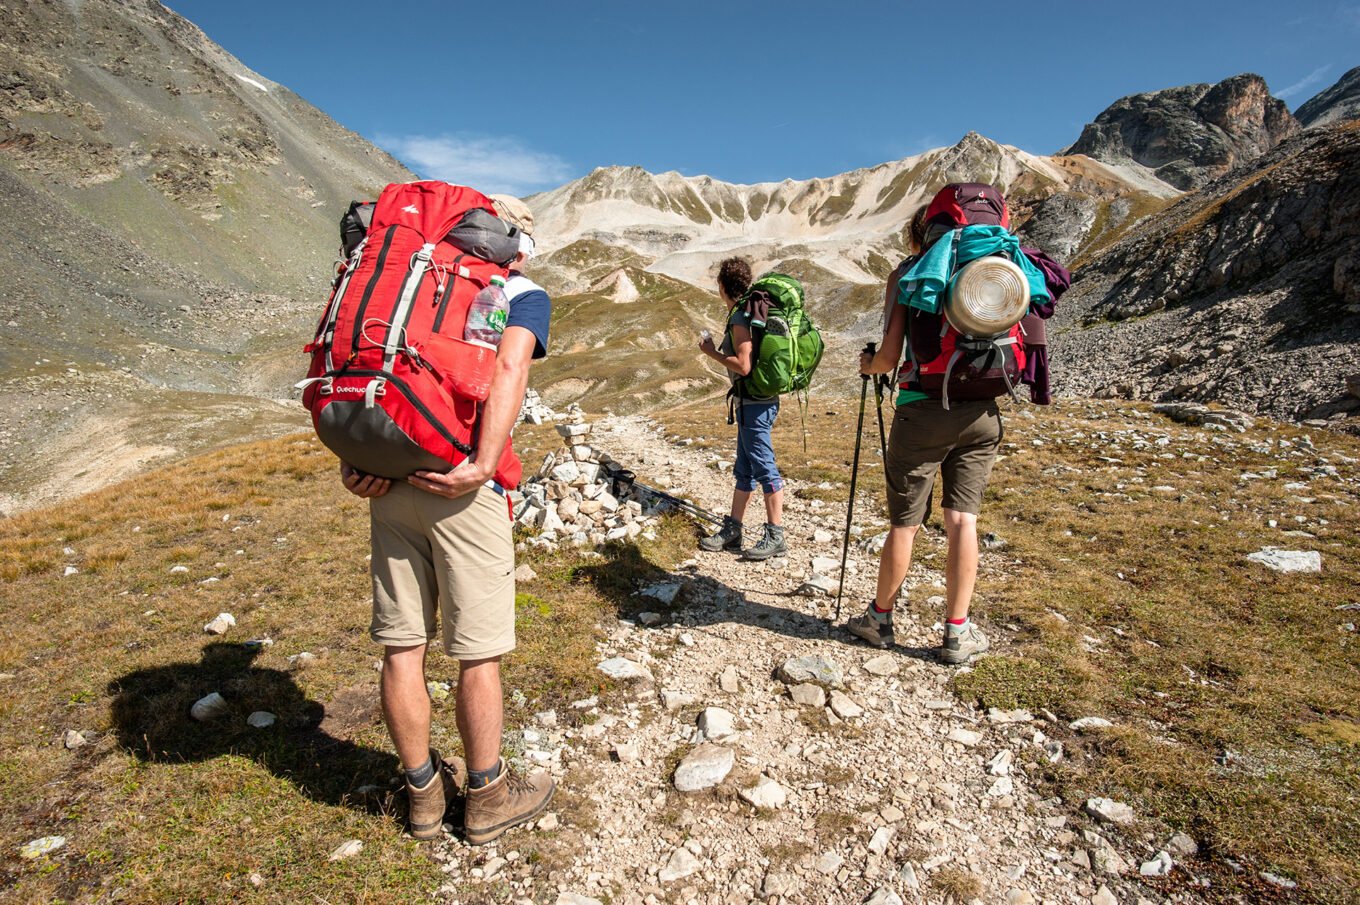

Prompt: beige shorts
xmin=884 ymin=398 xmax=1003 ymax=526
xmin=368 ymin=481 xmax=515 ymax=659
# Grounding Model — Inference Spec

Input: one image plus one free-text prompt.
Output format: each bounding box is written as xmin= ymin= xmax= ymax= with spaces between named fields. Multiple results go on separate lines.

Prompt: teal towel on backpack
xmin=897 ymin=225 xmax=1051 ymax=314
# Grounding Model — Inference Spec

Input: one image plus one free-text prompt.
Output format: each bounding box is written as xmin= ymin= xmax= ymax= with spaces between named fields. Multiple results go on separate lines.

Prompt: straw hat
xmin=945 ymin=256 xmax=1029 ymax=337
xmin=489 ymin=194 xmax=534 ymax=236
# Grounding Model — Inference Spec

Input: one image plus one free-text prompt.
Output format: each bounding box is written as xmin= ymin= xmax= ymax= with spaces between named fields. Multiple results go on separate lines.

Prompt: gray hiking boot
xmin=740 ymin=523 xmax=786 ymax=561
xmin=699 ymin=516 xmax=743 ymax=553
xmin=846 ymin=610 xmax=894 ymax=649
xmin=940 ymin=621 xmax=989 ymax=664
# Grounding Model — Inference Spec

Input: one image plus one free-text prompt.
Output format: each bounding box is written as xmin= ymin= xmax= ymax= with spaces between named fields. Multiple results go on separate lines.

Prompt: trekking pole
xmin=835 ymin=342 xmax=875 ymax=625
xmin=874 ymin=374 xmax=889 ymax=460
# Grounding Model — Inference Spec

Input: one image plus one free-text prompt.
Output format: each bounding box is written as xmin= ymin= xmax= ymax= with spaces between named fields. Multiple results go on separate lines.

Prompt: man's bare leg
xmin=381 ymin=643 xmax=431 ymax=769
xmin=456 ymin=656 xmax=503 ymax=774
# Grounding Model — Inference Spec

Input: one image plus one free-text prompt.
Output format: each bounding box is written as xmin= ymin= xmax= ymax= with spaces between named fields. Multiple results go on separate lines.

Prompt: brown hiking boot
xmin=463 ymin=758 xmax=556 ymax=846
xmin=406 ymin=748 xmax=456 ymax=840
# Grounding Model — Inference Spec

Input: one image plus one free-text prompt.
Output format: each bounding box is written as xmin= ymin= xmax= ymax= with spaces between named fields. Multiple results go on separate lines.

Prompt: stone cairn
xmin=517 ymin=387 xmax=557 ymax=425
xmin=512 ymin=412 xmax=664 ymax=553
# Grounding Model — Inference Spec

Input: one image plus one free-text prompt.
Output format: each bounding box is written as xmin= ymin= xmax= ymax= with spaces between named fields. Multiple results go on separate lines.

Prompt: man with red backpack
xmin=847 ymin=183 xmax=1067 ymax=664
xmin=315 ymin=187 xmax=554 ymax=843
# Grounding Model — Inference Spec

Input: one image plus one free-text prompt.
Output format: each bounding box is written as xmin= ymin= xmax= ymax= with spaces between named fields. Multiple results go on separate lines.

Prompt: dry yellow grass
xmin=657 ymin=391 xmax=1360 ymax=903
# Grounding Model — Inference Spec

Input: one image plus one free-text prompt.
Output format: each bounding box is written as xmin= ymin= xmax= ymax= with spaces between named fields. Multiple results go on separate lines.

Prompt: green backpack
xmin=733 ymin=272 xmax=825 ymax=398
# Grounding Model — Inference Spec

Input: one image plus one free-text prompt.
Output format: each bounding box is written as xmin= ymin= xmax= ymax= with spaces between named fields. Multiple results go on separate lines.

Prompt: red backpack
xmin=905 ymin=183 xmax=1027 ymax=408
xmin=298 ymin=181 xmax=524 ymax=488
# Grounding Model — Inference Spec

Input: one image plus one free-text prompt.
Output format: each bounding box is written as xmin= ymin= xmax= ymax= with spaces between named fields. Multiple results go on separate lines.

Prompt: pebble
xmin=946 ymin=728 xmax=983 ymax=747
xmin=246 ymin=711 xmax=276 ymax=729
xmin=63 ymin=729 xmax=89 ymax=749
xmin=1085 ymin=797 xmax=1135 ymax=825
xmin=697 ymin=707 xmax=736 ymax=742
xmin=864 ymin=888 xmax=904 ymax=905
xmin=777 ymin=655 xmax=844 ymax=688
xmin=203 ymin=612 xmax=236 ymax=635
xmin=1091 ymin=886 xmax=1118 ymax=905
xmin=1260 ymin=871 xmax=1298 ymax=889
xmin=597 ymin=657 xmax=653 ymax=682
xmin=899 ymin=862 xmax=920 ymax=890
xmin=514 ymin=564 xmax=537 ymax=582
xmin=328 ymin=839 xmax=363 ymax=861
xmin=63 ymin=566 xmax=79 ymax=577
xmin=537 ymin=813 xmax=559 ymax=831
xmin=1246 ymin=547 xmax=1321 ymax=573
xmin=738 ymin=775 xmax=788 ymax=810
xmin=988 ymin=749 xmax=1014 ymax=775
xmin=795 ymin=573 xmax=840 ymax=597
xmin=659 ymin=689 xmax=697 ymax=711
xmin=867 ymin=826 xmax=893 ymax=855
xmin=1069 ymin=717 xmax=1114 ymax=731
xmin=658 ymin=846 xmax=700 ymax=882
xmin=19 ymin=836 xmax=66 ymax=859
xmin=814 ymin=850 xmax=843 ymax=875
xmin=673 ymin=744 xmax=734 ymax=791
xmin=289 ymin=652 xmax=317 ymax=670
xmin=813 ymin=529 xmax=834 ymax=544
xmin=789 ymin=683 xmax=826 ymax=707
xmin=862 ymin=654 xmax=899 ymax=676
xmin=718 ymin=664 xmax=740 ymax=693
xmin=556 ymin=894 xmax=604 ymax=905
xmin=1139 ymin=850 xmax=1173 ymax=876
xmin=190 ymin=692 xmax=228 ymax=721
xmin=1007 ymin=892 xmax=1036 ymax=905
xmin=1166 ymin=832 xmax=1198 ymax=857
xmin=828 ymin=690 xmax=864 ymax=719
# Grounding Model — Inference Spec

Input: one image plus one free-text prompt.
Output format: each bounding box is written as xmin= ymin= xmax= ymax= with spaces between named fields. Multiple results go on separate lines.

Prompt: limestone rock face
xmin=1066 ymin=73 xmax=1299 ymax=189
xmin=1295 ymin=66 xmax=1360 ymax=129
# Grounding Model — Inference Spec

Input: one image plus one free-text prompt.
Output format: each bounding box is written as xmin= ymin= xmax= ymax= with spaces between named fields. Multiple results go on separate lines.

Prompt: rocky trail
xmin=427 ymin=414 xmax=1191 ymax=905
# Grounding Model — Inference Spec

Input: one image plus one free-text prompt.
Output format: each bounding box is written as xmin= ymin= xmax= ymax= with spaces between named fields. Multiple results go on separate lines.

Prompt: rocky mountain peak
xmin=1065 ymin=73 xmax=1298 ymax=190
xmin=1295 ymin=65 xmax=1360 ymax=128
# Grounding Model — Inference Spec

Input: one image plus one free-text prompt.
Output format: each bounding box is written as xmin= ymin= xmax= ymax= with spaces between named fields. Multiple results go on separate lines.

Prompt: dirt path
xmin=434 ymin=414 xmax=1168 ymax=905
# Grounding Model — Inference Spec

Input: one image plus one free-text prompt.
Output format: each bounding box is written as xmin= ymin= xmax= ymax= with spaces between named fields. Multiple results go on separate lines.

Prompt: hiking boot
xmin=739 ymin=523 xmax=786 ymax=561
xmin=463 ymin=759 xmax=556 ymax=846
xmin=940 ymin=621 xmax=990 ymax=665
xmin=406 ymin=748 xmax=456 ymax=840
xmin=846 ymin=611 xmax=894 ymax=649
xmin=699 ymin=516 xmax=742 ymax=552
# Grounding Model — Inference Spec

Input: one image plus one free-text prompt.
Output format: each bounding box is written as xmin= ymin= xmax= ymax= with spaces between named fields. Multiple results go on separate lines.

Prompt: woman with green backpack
xmin=696 ymin=256 xmax=787 ymax=561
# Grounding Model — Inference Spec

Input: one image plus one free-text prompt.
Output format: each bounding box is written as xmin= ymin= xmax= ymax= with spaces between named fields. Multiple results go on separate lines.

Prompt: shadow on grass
xmin=571 ymin=536 xmax=939 ymax=663
xmin=107 ymin=643 xmax=398 ymax=813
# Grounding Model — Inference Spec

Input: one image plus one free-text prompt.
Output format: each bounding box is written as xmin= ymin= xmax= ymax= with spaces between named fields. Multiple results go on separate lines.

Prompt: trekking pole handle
xmin=860 ymin=341 xmax=877 ymax=381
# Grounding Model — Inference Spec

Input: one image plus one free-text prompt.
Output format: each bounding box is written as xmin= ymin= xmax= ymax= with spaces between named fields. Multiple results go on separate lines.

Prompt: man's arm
xmin=699 ymin=325 xmax=754 ymax=376
xmin=408 ymin=324 xmax=536 ymax=498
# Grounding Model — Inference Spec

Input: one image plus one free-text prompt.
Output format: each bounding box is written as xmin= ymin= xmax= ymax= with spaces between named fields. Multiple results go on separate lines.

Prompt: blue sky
xmin=167 ymin=0 xmax=1358 ymax=195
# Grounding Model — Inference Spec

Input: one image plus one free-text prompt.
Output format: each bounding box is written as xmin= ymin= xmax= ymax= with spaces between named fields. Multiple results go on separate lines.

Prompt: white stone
xmin=169 ymin=565 xmax=189 ymax=574
xmin=988 ymin=776 xmax=1014 ymax=796
xmin=1070 ymin=717 xmax=1114 ymax=731
xmin=829 ymin=690 xmax=864 ymax=719
xmin=203 ymin=612 xmax=236 ymax=635
xmin=62 ymin=566 xmax=78 ymax=577
xmin=514 ymin=564 xmax=537 ymax=582
xmin=814 ymin=850 xmax=844 ymax=875
xmin=660 ymin=689 xmax=697 ymax=712
xmin=555 ymin=894 xmax=604 ymax=905
xmin=864 ymin=888 xmax=903 ymax=905
xmin=550 ymin=461 xmax=580 ymax=483
xmin=19 ymin=836 xmax=66 ymax=859
xmin=328 ymin=839 xmax=363 ymax=861
xmin=641 ymin=581 xmax=682 ymax=604
xmin=795 ymin=573 xmax=840 ymax=597
xmin=810 ymin=555 xmax=850 ymax=575
xmin=673 ymin=744 xmax=734 ymax=792
xmin=247 ymin=711 xmax=277 ymax=729
xmin=659 ymin=846 xmax=701 ymax=882
xmin=63 ymin=729 xmax=88 ymax=749
xmin=1006 ymin=891 xmax=1036 ymax=905
xmin=1166 ymin=832 xmax=1198 ymax=858
xmin=947 ymin=728 xmax=983 ymax=747
xmin=289 ymin=652 xmax=317 ymax=671
xmin=899 ymin=862 xmax=920 ymax=890
xmin=867 ymin=826 xmax=894 ymax=856
xmin=637 ymin=611 xmax=662 ymax=626
xmin=190 ymin=692 xmax=229 ymax=721
xmin=739 ymin=775 xmax=788 ymax=810
xmin=1139 ymin=851 xmax=1173 ymax=877
xmin=597 ymin=657 xmax=653 ymax=682
xmin=862 ymin=654 xmax=899 ymax=677
xmin=537 ymin=813 xmax=560 ymax=831
xmin=1091 ymin=886 xmax=1118 ymax=905
xmin=988 ymin=749 xmax=1014 ymax=776
xmin=1246 ymin=548 xmax=1321 ymax=573
xmin=697 ymin=707 xmax=737 ymax=742
xmin=789 ymin=683 xmax=826 ymax=707
xmin=813 ymin=529 xmax=834 ymax=543
xmin=777 ymin=656 xmax=843 ymax=688
xmin=1085 ymin=797 xmax=1135 ymax=825
xmin=718 ymin=664 xmax=740 ymax=693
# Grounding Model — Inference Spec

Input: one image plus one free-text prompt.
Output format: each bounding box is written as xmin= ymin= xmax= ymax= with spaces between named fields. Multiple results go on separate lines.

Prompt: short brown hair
xmin=716 ymin=256 xmax=752 ymax=302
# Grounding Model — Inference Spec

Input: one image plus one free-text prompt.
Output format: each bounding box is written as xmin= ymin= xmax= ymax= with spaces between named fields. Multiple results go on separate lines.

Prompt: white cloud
xmin=1277 ymin=64 xmax=1333 ymax=99
xmin=374 ymin=132 xmax=573 ymax=196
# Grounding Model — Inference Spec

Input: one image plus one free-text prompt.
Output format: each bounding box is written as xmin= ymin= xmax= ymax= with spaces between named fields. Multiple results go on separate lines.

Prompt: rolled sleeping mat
xmin=945 ymin=255 xmax=1030 ymax=337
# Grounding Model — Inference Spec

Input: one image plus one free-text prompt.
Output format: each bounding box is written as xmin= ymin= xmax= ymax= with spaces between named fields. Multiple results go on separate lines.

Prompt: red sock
xmin=946 ymin=617 xmax=968 ymax=626
xmin=871 ymin=599 xmax=893 ymax=615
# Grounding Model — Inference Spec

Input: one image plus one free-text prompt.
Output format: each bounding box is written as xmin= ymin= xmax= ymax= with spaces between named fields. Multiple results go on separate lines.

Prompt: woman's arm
xmin=861 ymin=303 xmax=906 ymax=375
xmin=699 ymin=325 xmax=754 ymax=376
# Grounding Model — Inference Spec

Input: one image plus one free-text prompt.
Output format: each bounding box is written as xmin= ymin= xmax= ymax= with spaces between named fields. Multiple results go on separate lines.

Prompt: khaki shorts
xmin=884 ymin=398 xmax=1003 ymax=526
xmin=368 ymin=481 xmax=515 ymax=659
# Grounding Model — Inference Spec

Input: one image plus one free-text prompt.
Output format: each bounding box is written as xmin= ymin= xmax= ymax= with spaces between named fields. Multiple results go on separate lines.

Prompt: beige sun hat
xmin=489 ymin=194 xmax=534 ymax=237
xmin=945 ymin=256 xmax=1030 ymax=337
